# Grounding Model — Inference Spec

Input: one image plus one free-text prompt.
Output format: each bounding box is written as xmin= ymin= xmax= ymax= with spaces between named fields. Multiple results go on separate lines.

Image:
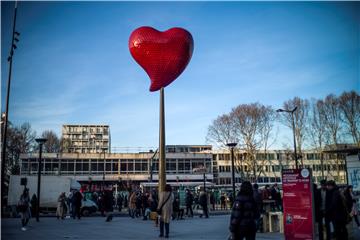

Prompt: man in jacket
xmin=199 ymin=190 xmax=209 ymax=218
xmin=326 ymin=180 xmax=348 ymax=240
xmin=185 ymin=189 xmax=194 ymax=217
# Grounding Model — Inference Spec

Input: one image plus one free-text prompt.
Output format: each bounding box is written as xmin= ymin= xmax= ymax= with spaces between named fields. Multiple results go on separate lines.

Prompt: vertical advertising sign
xmin=282 ymin=168 xmax=314 ymax=240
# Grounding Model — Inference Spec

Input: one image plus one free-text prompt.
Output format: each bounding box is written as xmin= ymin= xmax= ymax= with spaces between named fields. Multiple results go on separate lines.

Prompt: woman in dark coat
xmin=103 ymin=190 xmax=114 ymax=222
xmin=229 ymin=181 xmax=260 ymax=240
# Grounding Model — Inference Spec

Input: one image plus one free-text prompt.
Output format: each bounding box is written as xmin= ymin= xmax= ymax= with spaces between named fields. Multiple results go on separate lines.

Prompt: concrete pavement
xmin=1 ymin=215 xmax=283 ymax=240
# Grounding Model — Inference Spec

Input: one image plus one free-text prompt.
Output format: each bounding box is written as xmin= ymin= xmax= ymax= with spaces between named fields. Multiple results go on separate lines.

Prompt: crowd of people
xmin=16 ymin=180 xmax=359 ymax=239
xmin=314 ymin=180 xmax=360 ymax=240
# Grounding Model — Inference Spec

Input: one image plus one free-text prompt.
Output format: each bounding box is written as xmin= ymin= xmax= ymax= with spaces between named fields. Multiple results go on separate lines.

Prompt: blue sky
xmin=1 ymin=1 xmax=359 ymax=150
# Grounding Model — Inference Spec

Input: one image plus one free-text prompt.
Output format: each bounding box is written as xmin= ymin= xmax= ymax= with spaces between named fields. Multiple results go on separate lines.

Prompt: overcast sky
xmin=1 ymin=1 xmax=359 ymax=151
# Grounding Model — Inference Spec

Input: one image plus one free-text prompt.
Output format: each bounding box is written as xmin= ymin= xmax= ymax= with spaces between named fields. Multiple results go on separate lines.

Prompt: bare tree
xmin=206 ymin=113 xmax=238 ymax=147
xmin=60 ymin=137 xmax=72 ymax=153
xmin=307 ymin=99 xmax=327 ymax=178
xmin=41 ymin=130 xmax=60 ymax=153
xmin=338 ymin=91 xmax=360 ymax=146
xmin=5 ymin=123 xmax=36 ymax=174
xmin=281 ymin=97 xmax=310 ymax=166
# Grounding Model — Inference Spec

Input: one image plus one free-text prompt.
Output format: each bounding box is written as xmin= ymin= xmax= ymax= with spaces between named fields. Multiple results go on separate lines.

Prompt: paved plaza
xmin=2 ymin=215 xmax=284 ymax=240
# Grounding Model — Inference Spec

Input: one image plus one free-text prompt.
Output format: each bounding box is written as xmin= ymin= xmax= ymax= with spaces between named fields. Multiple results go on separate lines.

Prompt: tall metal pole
xmin=231 ymin=146 xmax=236 ymax=200
xmin=1 ymin=1 xmax=19 ymax=211
xmin=102 ymin=149 xmax=106 ymax=191
xmin=291 ymin=111 xmax=298 ymax=169
xmin=158 ymin=88 xmax=166 ymax=193
xmin=36 ymin=141 xmax=44 ymax=222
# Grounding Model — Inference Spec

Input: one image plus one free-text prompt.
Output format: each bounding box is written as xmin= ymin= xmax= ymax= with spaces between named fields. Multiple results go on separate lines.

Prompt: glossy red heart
xmin=129 ymin=27 xmax=194 ymax=92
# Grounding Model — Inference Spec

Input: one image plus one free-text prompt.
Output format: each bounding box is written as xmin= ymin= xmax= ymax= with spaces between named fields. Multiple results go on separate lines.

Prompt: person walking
xmin=253 ymin=183 xmax=263 ymax=231
xmin=229 ymin=181 xmax=260 ymax=240
xmin=210 ymin=192 xmax=216 ymax=211
xmin=72 ymin=190 xmax=83 ymax=219
xmin=157 ymin=184 xmax=174 ymax=238
xmin=199 ymin=190 xmax=209 ymax=218
xmin=185 ymin=189 xmax=194 ymax=217
xmin=56 ymin=192 xmax=67 ymax=220
xmin=129 ymin=190 xmax=137 ymax=218
xmin=18 ymin=188 xmax=31 ymax=231
xmin=30 ymin=194 xmax=38 ymax=218
xmin=326 ymin=180 xmax=349 ymax=240
xmin=220 ymin=194 xmax=227 ymax=210
xmin=117 ymin=193 xmax=123 ymax=212
xmin=344 ymin=185 xmax=360 ymax=228
xmin=103 ymin=190 xmax=114 ymax=222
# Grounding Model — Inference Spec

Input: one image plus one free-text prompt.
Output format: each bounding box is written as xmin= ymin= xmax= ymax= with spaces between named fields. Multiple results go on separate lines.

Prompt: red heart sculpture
xmin=129 ymin=26 xmax=194 ymax=92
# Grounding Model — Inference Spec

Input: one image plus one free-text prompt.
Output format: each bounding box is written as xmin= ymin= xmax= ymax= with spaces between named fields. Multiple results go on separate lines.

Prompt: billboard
xmin=282 ymin=168 xmax=315 ymax=240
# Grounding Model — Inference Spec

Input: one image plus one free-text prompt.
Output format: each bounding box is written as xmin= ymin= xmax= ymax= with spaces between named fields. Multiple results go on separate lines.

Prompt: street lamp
xmin=226 ymin=142 xmax=238 ymax=200
xmin=277 ymin=107 xmax=298 ymax=169
xmin=1 ymin=2 xmax=20 ymax=210
xmin=35 ymin=137 xmax=47 ymax=222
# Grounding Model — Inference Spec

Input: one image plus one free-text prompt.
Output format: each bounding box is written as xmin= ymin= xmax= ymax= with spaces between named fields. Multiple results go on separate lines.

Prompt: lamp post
xmin=277 ymin=107 xmax=298 ymax=169
xmin=1 ymin=2 xmax=20 ymax=210
xmin=35 ymin=138 xmax=47 ymax=222
xmin=226 ymin=143 xmax=238 ymax=200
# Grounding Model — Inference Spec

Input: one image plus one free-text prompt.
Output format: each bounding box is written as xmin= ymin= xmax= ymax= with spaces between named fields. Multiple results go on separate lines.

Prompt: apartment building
xmin=62 ymin=125 xmax=110 ymax=153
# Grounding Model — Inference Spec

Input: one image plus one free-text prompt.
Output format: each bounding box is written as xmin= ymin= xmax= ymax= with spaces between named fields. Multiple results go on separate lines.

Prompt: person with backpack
xmin=229 ymin=181 xmax=260 ymax=240
xmin=157 ymin=184 xmax=174 ymax=238
xmin=18 ymin=188 xmax=31 ymax=231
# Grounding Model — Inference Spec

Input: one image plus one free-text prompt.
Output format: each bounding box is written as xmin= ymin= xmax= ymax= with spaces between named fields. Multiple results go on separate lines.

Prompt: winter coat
xmin=157 ymin=191 xmax=174 ymax=223
xmin=253 ymin=189 xmax=263 ymax=213
xmin=73 ymin=191 xmax=83 ymax=207
xmin=185 ymin=192 xmax=194 ymax=206
xmin=326 ymin=188 xmax=349 ymax=223
xmin=313 ymin=187 xmax=321 ymax=222
xmin=18 ymin=195 xmax=31 ymax=220
xmin=56 ymin=194 xmax=67 ymax=217
xmin=103 ymin=191 xmax=114 ymax=212
xmin=129 ymin=192 xmax=137 ymax=209
xmin=199 ymin=192 xmax=208 ymax=206
xmin=229 ymin=194 xmax=260 ymax=237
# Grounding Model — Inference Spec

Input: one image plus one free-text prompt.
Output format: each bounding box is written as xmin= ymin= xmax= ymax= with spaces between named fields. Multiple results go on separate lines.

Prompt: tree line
xmin=2 ymin=122 xmax=62 ymax=175
xmin=207 ymin=91 xmax=360 ymax=180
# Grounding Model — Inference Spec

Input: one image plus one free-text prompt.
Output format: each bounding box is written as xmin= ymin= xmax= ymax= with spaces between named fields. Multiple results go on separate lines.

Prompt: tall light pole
xmin=1 ymin=1 xmax=20 ymax=211
xmin=277 ymin=107 xmax=298 ymax=169
xmin=226 ymin=143 xmax=238 ymax=200
xmin=35 ymin=138 xmax=47 ymax=222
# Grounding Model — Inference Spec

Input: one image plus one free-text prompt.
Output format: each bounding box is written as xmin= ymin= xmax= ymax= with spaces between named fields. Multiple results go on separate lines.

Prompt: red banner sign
xmin=282 ymin=168 xmax=315 ymax=240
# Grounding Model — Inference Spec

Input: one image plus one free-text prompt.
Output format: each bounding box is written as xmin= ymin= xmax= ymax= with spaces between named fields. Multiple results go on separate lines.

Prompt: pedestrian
xmin=72 ymin=190 xmax=83 ymax=219
xmin=344 ymin=185 xmax=360 ymax=228
xmin=129 ymin=190 xmax=137 ymax=218
xmin=56 ymin=192 xmax=67 ymax=220
xmin=103 ymin=190 xmax=114 ymax=222
xmin=157 ymin=184 xmax=174 ymax=238
xmin=30 ymin=194 xmax=38 ymax=218
xmin=210 ymin=192 xmax=216 ymax=211
xmin=142 ymin=192 xmax=150 ymax=220
xmin=172 ymin=197 xmax=184 ymax=220
xmin=253 ymin=183 xmax=263 ymax=231
xmin=229 ymin=181 xmax=260 ymax=240
xmin=316 ymin=180 xmax=331 ymax=240
xmin=185 ymin=189 xmax=194 ymax=217
xmin=117 ymin=193 xmax=123 ymax=212
xmin=18 ymin=188 xmax=31 ymax=231
xmin=326 ymin=180 xmax=349 ymax=240
xmin=220 ymin=194 xmax=227 ymax=210
xmin=199 ymin=190 xmax=209 ymax=218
